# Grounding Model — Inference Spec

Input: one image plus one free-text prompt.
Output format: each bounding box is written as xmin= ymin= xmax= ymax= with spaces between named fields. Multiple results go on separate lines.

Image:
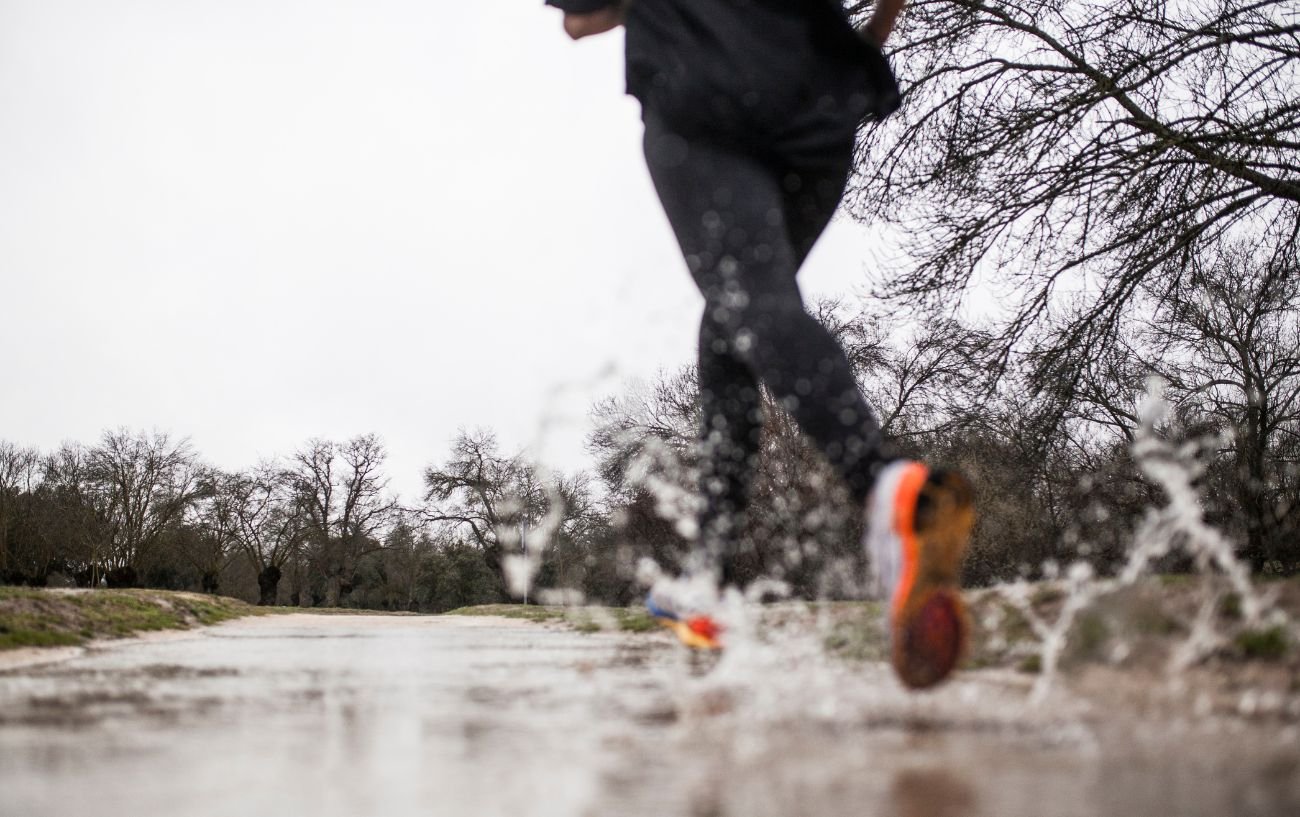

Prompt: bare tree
xmin=228 ymin=463 xmax=303 ymax=605
xmin=587 ymin=368 xmax=699 ymax=498
xmin=1142 ymin=244 xmax=1300 ymax=570
xmin=842 ymin=310 xmax=993 ymax=443
xmin=35 ymin=444 xmax=105 ymax=583
xmin=537 ymin=470 xmax=606 ymax=594
xmin=183 ymin=470 xmax=246 ymax=594
xmin=81 ymin=429 xmax=204 ymax=583
xmin=422 ymin=429 xmax=545 ymax=595
xmin=288 ymin=435 xmax=394 ymax=607
xmin=375 ymin=519 xmax=431 ymax=611
xmin=0 ymin=442 xmax=41 ymax=579
xmin=846 ymin=0 xmax=1300 ymax=382
xmin=587 ymin=371 xmax=700 ymax=579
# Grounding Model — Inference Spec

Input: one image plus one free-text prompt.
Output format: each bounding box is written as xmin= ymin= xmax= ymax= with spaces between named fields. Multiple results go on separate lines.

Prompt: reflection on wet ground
xmin=0 ymin=614 xmax=1296 ymax=817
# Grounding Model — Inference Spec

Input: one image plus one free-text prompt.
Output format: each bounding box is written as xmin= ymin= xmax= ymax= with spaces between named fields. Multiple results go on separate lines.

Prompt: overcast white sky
xmin=0 ymin=0 xmax=893 ymax=501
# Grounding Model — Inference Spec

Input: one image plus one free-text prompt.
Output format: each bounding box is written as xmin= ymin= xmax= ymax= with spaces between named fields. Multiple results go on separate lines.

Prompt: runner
xmin=548 ymin=0 xmax=973 ymax=689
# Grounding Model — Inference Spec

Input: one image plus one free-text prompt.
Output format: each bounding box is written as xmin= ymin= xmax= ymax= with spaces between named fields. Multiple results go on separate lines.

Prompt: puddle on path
xmin=0 ymin=613 xmax=1296 ymax=817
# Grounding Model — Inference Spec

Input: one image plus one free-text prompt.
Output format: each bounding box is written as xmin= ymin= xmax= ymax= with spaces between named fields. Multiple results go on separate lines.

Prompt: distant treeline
xmin=3 ymin=284 xmax=1298 ymax=610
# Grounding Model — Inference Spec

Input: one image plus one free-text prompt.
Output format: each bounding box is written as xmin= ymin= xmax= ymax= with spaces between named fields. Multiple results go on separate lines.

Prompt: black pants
xmin=640 ymin=58 xmax=891 ymax=583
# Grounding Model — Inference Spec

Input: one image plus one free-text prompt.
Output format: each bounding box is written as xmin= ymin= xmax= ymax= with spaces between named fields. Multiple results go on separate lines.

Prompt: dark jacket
xmin=545 ymin=0 xmax=900 ymax=121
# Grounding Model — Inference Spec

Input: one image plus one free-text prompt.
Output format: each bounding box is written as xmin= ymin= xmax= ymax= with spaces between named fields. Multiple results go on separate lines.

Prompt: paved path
xmin=1 ymin=614 xmax=1297 ymax=817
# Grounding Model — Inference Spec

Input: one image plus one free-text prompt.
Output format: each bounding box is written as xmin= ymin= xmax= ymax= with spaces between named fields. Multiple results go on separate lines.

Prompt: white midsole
xmin=863 ymin=460 xmax=917 ymax=601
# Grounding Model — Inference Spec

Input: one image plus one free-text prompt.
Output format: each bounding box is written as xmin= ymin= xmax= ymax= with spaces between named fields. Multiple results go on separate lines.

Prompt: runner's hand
xmin=863 ymin=0 xmax=905 ymax=46
xmin=861 ymin=19 xmax=891 ymax=48
xmin=563 ymin=6 xmax=624 ymax=40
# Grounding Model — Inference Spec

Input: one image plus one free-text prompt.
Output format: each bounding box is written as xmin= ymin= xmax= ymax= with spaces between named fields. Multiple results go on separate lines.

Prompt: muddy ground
xmin=1 ymin=611 xmax=1297 ymax=817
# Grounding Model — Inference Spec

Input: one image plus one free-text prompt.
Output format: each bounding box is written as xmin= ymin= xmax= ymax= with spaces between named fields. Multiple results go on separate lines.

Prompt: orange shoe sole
xmin=889 ymin=466 xmax=974 ymax=689
xmin=658 ymin=615 xmax=723 ymax=651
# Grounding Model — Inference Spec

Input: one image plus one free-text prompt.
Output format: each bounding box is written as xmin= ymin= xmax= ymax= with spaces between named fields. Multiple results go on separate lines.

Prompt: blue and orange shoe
xmin=646 ymin=591 xmax=724 ymax=651
xmin=865 ymin=460 xmax=974 ymax=689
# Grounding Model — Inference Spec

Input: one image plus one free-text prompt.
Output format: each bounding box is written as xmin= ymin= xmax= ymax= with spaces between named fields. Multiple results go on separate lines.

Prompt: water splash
xmin=523 ymin=377 xmax=1292 ymax=716
xmin=621 ymin=432 xmax=702 ymax=542
xmin=999 ymin=380 xmax=1291 ymax=701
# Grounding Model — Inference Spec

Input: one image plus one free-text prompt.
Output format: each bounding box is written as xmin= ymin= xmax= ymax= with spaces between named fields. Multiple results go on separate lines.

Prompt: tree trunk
xmin=1238 ymin=399 xmax=1272 ymax=573
xmin=106 ymin=566 xmax=139 ymax=588
xmin=257 ymin=565 xmax=282 ymax=606
xmin=324 ymin=570 xmax=341 ymax=608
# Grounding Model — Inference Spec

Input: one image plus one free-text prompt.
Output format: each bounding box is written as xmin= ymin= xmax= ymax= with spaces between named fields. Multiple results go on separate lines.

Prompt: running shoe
xmin=865 ymin=460 xmax=974 ymax=689
xmin=646 ymin=591 xmax=724 ymax=650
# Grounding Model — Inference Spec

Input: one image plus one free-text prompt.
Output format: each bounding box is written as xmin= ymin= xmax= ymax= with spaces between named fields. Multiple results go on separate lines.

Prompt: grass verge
xmin=0 ymin=588 xmax=266 ymax=651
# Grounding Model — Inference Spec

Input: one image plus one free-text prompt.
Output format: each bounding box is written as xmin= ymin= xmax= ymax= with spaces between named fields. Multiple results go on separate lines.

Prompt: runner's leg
xmin=643 ymin=112 xmax=889 ymax=583
xmin=695 ymin=324 xmax=763 ymax=586
xmin=779 ymin=159 xmax=891 ymax=504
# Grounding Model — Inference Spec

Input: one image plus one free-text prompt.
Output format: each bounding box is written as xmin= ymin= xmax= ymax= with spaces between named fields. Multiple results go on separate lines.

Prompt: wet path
xmin=1 ymin=614 xmax=1297 ymax=817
